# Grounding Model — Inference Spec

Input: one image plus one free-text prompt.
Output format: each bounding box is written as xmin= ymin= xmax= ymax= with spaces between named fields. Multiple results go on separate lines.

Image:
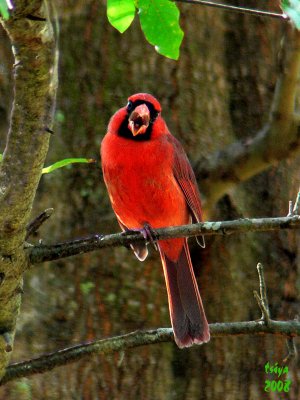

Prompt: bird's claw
xmin=123 ymin=224 xmax=158 ymax=251
xmin=142 ymin=223 xmax=158 ymax=251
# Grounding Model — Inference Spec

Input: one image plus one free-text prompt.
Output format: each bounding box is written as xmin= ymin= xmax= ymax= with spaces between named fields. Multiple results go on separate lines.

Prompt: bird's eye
xmin=126 ymin=101 xmax=133 ymax=112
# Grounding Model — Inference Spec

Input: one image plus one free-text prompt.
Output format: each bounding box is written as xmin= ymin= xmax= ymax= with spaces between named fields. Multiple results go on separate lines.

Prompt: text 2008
xmin=264 ymin=362 xmax=291 ymax=393
xmin=264 ymin=380 xmax=291 ymax=393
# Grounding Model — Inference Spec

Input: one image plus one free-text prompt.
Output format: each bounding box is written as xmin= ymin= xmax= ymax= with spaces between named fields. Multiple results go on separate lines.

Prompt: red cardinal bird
xmin=101 ymin=93 xmax=210 ymax=348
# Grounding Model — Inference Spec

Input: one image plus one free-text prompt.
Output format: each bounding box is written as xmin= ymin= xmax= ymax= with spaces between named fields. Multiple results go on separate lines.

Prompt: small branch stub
xmin=1 ymin=332 xmax=13 ymax=353
xmin=293 ymin=190 xmax=300 ymax=216
xmin=288 ymin=200 xmax=294 ymax=217
xmin=26 ymin=208 xmax=54 ymax=240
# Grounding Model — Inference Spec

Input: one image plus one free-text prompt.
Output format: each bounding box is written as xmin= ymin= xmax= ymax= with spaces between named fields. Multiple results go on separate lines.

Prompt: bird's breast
xmin=101 ymin=134 xmax=189 ymax=229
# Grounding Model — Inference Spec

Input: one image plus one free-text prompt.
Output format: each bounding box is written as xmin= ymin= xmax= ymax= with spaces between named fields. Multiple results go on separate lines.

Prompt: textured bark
xmin=0 ymin=0 xmax=57 ymax=381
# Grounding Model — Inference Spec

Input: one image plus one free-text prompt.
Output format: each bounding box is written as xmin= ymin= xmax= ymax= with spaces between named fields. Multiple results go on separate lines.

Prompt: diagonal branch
xmin=28 ymin=215 xmax=300 ymax=264
xmin=194 ymin=29 xmax=300 ymax=212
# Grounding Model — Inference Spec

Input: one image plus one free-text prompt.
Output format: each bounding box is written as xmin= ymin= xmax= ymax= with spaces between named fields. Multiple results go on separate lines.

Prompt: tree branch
xmin=28 ymin=215 xmax=300 ymax=264
xmin=1 ymin=318 xmax=299 ymax=385
xmin=195 ymin=29 xmax=300 ymax=212
xmin=4 ymin=238 xmax=300 ymax=386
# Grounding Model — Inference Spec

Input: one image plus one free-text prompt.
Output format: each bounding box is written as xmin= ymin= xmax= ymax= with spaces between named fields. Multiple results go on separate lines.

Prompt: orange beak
xmin=128 ymin=104 xmax=150 ymax=136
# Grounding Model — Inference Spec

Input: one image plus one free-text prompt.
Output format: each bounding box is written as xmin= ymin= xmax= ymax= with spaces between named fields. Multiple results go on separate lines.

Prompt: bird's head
xmin=110 ymin=93 xmax=162 ymax=141
xmin=126 ymin=93 xmax=161 ymax=138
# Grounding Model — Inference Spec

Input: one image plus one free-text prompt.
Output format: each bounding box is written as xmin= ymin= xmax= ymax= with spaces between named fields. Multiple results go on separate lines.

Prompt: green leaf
xmin=281 ymin=0 xmax=300 ymax=29
xmin=107 ymin=0 xmax=136 ymax=33
xmin=137 ymin=0 xmax=184 ymax=60
xmin=42 ymin=158 xmax=95 ymax=174
xmin=0 ymin=0 xmax=10 ymax=20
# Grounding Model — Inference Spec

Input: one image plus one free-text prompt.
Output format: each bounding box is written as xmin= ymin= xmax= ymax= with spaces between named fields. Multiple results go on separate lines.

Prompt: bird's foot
xmin=123 ymin=224 xmax=158 ymax=251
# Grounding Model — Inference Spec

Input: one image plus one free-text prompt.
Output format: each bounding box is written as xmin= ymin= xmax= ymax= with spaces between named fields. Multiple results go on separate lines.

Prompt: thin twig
xmin=253 ymin=263 xmax=271 ymax=324
xmin=174 ymin=0 xmax=287 ymax=20
xmin=28 ymin=215 xmax=300 ymax=265
xmin=26 ymin=208 xmax=54 ymax=240
xmin=283 ymin=336 xmax=298 ymax=362
xmin=254 ymin=263 xmax=298 ymax=358
xmin=257 ymin=263 xmax=271 ymax=319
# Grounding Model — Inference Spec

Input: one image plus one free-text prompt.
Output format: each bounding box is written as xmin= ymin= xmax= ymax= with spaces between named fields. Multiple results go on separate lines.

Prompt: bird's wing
xmin=170 ymin=135 xmax=205 ymax=247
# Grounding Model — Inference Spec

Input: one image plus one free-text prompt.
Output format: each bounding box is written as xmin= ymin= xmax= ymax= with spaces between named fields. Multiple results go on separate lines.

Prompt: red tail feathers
xmin=159 ymin=240 xmax=210 ymax=348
